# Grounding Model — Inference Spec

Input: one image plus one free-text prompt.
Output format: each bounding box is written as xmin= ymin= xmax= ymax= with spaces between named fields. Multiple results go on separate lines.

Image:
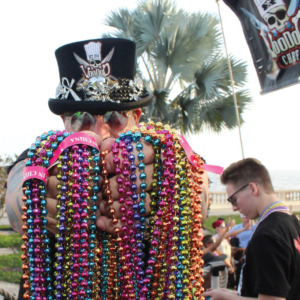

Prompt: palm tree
xmin=103 ymin=0 xmax=252 ymax=134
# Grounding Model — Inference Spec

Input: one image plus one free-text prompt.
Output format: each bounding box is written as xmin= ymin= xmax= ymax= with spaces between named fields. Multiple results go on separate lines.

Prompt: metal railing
xmin=210 ymin=189 xmax=300 ymax=205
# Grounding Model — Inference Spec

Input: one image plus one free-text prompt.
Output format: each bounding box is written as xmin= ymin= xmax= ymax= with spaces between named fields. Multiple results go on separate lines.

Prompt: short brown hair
xmin=220 ymin=158 xmax=274 ymax=193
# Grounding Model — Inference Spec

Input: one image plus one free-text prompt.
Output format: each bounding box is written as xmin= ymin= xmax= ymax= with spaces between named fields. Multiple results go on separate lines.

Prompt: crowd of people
xmin=4 ymin=37 xmax=300 ymax=300
xmin=202 ymin=215 xmax=255 ymax=291
xmin=203 ymin=158 xmax=300 ymax=300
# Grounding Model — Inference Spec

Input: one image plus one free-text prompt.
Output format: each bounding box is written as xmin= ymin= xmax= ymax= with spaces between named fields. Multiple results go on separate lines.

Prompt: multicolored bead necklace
xmin=21 ymin=122 xmax=206 ymax=299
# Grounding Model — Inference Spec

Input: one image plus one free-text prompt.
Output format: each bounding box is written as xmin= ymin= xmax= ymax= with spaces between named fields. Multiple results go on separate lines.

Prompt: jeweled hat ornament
xmin=48 ymin=38 xmax=152 ymax=115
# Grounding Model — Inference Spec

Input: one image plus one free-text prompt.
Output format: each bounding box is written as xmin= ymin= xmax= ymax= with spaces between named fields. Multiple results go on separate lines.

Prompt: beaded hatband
xmin=21 ymin=122 xmax=206 ymax=300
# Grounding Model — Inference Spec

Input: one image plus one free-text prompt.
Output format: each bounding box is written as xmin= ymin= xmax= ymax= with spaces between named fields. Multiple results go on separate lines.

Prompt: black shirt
xmin=240 ymin=212 xmax=300 ymax=299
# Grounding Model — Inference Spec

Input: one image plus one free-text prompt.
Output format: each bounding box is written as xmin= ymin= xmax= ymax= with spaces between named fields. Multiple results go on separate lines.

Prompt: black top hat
xmin=48 ymin=38 xmax=152 ymax=115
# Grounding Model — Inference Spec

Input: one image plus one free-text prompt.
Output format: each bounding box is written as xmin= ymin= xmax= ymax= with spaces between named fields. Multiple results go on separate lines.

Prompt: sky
xmin=1 ymin=0 xmax=300 ymax=173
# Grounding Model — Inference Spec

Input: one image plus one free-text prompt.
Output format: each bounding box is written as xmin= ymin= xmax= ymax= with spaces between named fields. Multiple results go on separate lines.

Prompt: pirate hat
xmin=48 ymin=38 xmax=152 ymax=115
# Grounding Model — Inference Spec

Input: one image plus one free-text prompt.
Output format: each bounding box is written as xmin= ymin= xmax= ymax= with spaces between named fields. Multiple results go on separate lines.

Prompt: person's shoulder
xmin=268 ymin=211 xmax=297 ymax=226
xmin=6 ymin=149 xmax=28 ymax=174
xmin=253 ymin=212 xmax=299 ymax=243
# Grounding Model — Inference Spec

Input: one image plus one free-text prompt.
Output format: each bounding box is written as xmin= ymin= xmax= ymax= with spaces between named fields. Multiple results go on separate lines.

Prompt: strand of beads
xmin=90 ymin=151 xmax=102 ymax=299
xmin=153 ymin=126 xmax=178 ymax=299
xmin=187 ymin=154 xmax=205 ymax=299
xmin=100 ymin=150 xmax=120 ymax=299
xmin=129 ymin=123 xmax=173 ymax=298
xmin=173 ymin=135 xmax=192 ymax=299
xmin=69 ymin=144 xmax=89 ymax=299
xmin=22 ymin=130 xmax=70 ymax=300
xmin=119 ymin=131 xmax=149 ymax=299
xmin=120 ymin=132 xmax=140 ymax=299
xmin=130 ymin=122 xmax=205 ymax=300
xmin=115 ymin=135 xmax=139 ymax=299
xmin=21 ymin=124 xmax=205 ymax=300
xmin=132 ymin=132 xmax=148 ymax=299
xmin=55 ymin=142 xmax=100 ymax=299
xmin=83 ymin=145 xmax=101 ymax=299
xmin=145 ymin=133 xmax=163 ymax=298
xmin=22 ymin=131 xmax=102 ymax=300
xmin=54 ymin=148 xmax=69 ymax=299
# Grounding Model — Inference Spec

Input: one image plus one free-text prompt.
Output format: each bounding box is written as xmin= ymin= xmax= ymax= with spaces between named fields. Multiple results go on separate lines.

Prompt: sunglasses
xmin=227 ymin=183 xmax=249 ymax=206
xmin=65 ymin=111 xmax=131 ymax=132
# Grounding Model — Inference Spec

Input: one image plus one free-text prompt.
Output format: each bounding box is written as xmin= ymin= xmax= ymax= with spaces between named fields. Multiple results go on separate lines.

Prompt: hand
xmin=227 ymin=265 xmax=235 ymax=274
xmin=45 ymin=166 xmax=60 ymax=234
xmin=203 ymin=288 xmax=237 ymax=300
xmin=227 ymin=217 xmax=235 ymax=229
xmin=96 ymin=137 xmax=154 ymax=234
xmin=244 ymin=222 xmax=251 ymax=230
xmin=45 ymin=131 xmax=103 ymax=235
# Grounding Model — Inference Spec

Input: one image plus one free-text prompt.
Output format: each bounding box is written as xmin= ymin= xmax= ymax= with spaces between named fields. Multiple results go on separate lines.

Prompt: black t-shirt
xmin=240 ymin=212 xmax=300 ymax=299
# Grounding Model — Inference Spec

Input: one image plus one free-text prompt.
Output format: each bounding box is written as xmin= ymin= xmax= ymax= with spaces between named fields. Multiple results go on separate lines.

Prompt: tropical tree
xmin=103 ymin=0 xmax=252 ymax=133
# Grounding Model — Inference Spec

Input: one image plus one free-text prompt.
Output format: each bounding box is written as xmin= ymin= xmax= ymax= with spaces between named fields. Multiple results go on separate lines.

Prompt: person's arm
xmin=5 ymin=160 xmax=62 ymax=235
xmin=5 ymin=160 xmax=26 ymax=234
xmin=5 ymin=131 xmax=104 ymax=236
xmin=225 ymin=225 xmax=249 ymax=239
xmin=202 ymin=289 xmax=285 ymax=300
xmin=203 ymin=227 xmax=229 ymax=254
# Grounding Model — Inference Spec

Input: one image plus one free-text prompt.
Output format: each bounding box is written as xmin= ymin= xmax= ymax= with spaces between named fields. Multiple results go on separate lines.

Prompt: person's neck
xmin=257 ymin=194 xmax=280 ymax=216
xmin=257 ymin=194 xmax=291 ymax=220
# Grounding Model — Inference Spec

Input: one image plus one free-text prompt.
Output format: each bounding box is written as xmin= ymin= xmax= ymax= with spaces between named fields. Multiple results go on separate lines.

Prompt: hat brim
xmin=48 ymin=93 xmax=152 ymax=115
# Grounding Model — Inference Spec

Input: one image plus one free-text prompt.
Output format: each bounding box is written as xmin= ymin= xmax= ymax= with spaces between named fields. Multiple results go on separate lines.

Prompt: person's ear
xmin=60 ymin=114 xmax=66 ymax=122
xmin=249 ymin=182 xmax=259 ymax=196
xmin=132 ymin=109 xmax=142 ymax=125
xmin=60 ymin=114 xmax=71 ymax=131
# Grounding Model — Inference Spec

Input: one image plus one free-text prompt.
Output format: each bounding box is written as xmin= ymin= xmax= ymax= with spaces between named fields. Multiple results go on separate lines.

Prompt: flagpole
xmin=216 ymin=0 xmax=245 ymax=159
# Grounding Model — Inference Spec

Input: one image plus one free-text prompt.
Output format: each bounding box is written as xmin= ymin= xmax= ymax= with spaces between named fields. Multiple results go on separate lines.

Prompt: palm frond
xmin=104 ymin=0 xmax=253 ymax=134
xmin=193 ymin=90 xmax=252 ymax=132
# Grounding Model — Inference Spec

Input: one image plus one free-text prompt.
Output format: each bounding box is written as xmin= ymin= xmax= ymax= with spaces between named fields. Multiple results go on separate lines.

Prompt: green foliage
xmin=204 ymin=214 xmax=242 ymax=234
xmin=104 ymin=0 xmax=252 ymax=134
xmin=0 ymin=232 xmax=23 ymax=283
xmin=0 ymin=233 xmax=23 ymax=248
xmin=0 ymin=269 xmax=22 ymax=284
xmin=0 ymin=252 xmax=22 ymax=283
xmin=0 ymin=225 xmax=13 ymax=230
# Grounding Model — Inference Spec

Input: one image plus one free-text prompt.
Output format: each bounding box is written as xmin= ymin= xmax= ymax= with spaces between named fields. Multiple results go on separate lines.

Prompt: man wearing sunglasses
xmin=203 ymin=158 xmax=300 ymax=300
xmin=5 ymin=38 xmax=210 ymax=298
xmin=5 ymin=39 xmax=152 ymax=234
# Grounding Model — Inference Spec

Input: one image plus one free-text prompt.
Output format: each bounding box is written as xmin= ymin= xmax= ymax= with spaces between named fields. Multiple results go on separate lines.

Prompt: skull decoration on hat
xmin=48 ymin=38 xmax=152 ymax=115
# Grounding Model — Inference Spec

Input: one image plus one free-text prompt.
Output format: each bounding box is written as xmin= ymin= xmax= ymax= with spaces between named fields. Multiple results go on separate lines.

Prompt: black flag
xmin=223 ymin=0 xmax=300 ymax=93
